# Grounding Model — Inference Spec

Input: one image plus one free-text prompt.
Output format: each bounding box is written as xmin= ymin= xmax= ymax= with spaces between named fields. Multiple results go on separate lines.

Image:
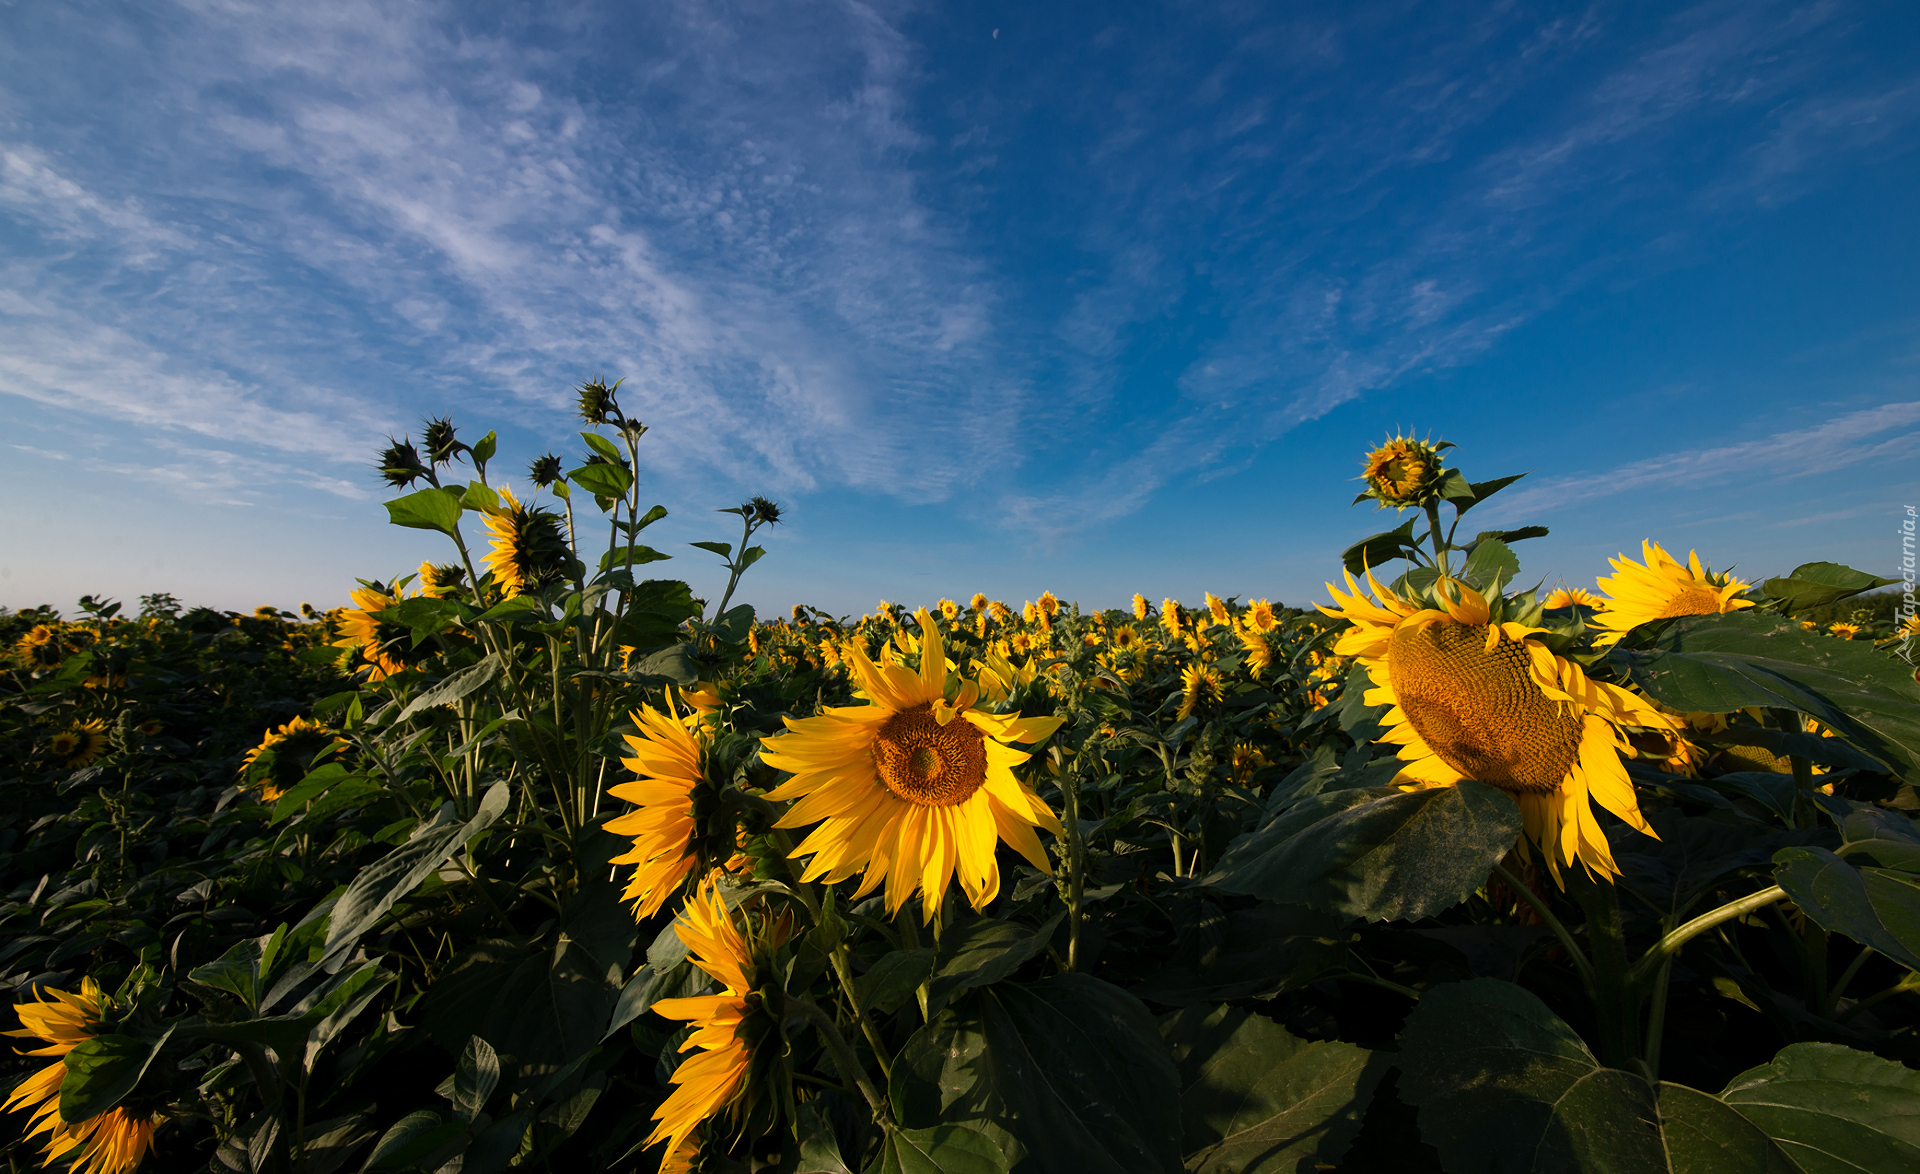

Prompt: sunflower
xmin=644 ymin=876 xmax=781 ymax=1170
xmin=49 ymin=720 xmax=110 ymax=768
xmin=1828 ymin=622 xmax=1862 ymax=640
xmin=1360 ymin=435 xmax=1446 ymax=507
xmin=606 ymin=703 xmax=721 ymax=920
xmin=239 ymin=716 xmax=347 ymax=802
xmin=758 ymin=609 xmax=1064 ymax=920
xmin=481 ymin=487 xmax=572 ymax=597
xmin=14 ymin=624 xmax=66 ymax=667
xmin=1132 ymin=594 xmax=1150 ymax=621
xmin=1238 ymin=628 xmax=1274 ymax=676
xmin=1320 ymin=571 xmax=1679 ymax=883
xmin=1160 ymin=598 xmax=1183 ymax=637
xmin=417 ymin=561 xmax=467 ymax=599
xmin=1205 ymin=592 xmax=1230 ymax=628
xmin=1109 ymin=623 xmax=1140 ymax=651
xmin=1176 ymin=664 xmax=1223 ymax=722
xmin=1542 ymin=587 xmax=1606 ymax=611
xmin=1246 ymin=599 xmax=1277 ymax=633
xmin=331 ymin=584 xmax=412 ymax=680
xmin=987 ymin=600 xmax=1013 ymax=624
xmin=1230 ymin=742 xmax=1267 ymax=784
xmin=1588 ymin=541 xmax=1752 ymax=647
xmin=4 ymin=979 xmax=160 ymax=1174
xmin=969 ymin=593 xmax=989 ymax=613
xmin=938 ymin=599 xmax=961 ymax=621
xmin=1037 ymin=591 xmax=1060 ymax=618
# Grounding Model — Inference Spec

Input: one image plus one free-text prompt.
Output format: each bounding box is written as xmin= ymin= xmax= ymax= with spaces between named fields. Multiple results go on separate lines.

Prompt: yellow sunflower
xmin=481 ymin=487 xmax=572 ymax=597
xmin=644 ymin=876 xmax=779 ymax=1172
xmin=50 ymin=720 xmax=110 ymax=768
xmin=606 ymin=703 xmax=713 ymax=920
xmin=938 ymin=598 xmax=961 ymax=621
xmin=1542 ymin=587 xmax=1606 ymax=611
xmin=1320 ymin=571 xmax=1679 ymax=884
xmin=1109 ymin=623 xmax=1140 ymax=651
xmin=1205 ymin=592 xmax=1230 ymax=628
xmin=759 ymin=609 xmax=1064 ymax=920
xmin=1238 ymin=629 xmax=1274 ymax=676
xmin=417 ymin=561 xmax=467 ymax=599
xmin=969 ymin=593 xmax=990 ymax=613
xmin=1246 ymin=599 xmax=1277 ymax=633
xmin=4 ymin=979 xmax=160 ymax=1174
xmin=239 ymin=716 xmax=347 ymax=802
xmin=1828 ymin=622 xmax=1862 ymax=640
xmin=331 ymin=584 xmax=411 ymax=680
xmin=1037 ymin=591 xmax=1060 ymax=618
xmin=1360 ymin=435 xmax=1446 ymax=506
xmin=1589 ymin=541 xmax=1752 ymax=647
xmin=1160 ymin=598 xmax=1183 ymax=637
xmin=1177 ymin=663 xmax=1223 ymax=722
xmin=1132 ymin=594 xmax=1150 ymax=621
xmin=987 ymin=600 xmax=1013 ymax=624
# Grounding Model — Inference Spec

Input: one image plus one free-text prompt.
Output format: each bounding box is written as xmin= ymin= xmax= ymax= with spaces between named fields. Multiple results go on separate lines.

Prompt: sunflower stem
xmin=1570 ymin=875 xmax=1637 ymax=1068
xmin=1492 ymin=860 xmax=1594 ymax=992
xmin=1424 ymin=501 xmax=1451 ymax=578
xmin=778 ymin=992 xmax=891 ymax=1124
xmin=1642 ymin=956 xmax=1673 ymax=1079
xmin=1061 ymin=749 xmax=1086 ymax=973
xmin=1627 ymin=885 xmax=1786 ymax=988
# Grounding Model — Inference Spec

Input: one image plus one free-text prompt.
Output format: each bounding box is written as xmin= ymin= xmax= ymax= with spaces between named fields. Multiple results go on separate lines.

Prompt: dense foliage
xmin=5 ymin=397 xmax=1919 ymax=1174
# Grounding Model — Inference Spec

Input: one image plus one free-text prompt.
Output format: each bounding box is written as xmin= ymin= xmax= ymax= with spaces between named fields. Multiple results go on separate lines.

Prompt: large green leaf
xmin=1773 ymin=848 xmax=1920 ymax=972
xmin=383 ymin=487 xmax=465 ymax=535
xmin=890 ymin=974 xmax=1182 ymax=1174
xmin=1162 ymin=1004 xmax=1382 ymax=1173
xmin=618 ymin=579 xmax=700 ymax=652
xmin=1762 ymin=562 xmax=1898 ymax=613
xmin=60 ymin=1029 xmax=171 ymax=1122
xmin=925 ymin=913 xmax=1061 ymax=1015
xmin=1615 ymin=612 xmax=1920 ymax=775
xmin=1343 ymin=518 xmax=1422 ymax=576
xmin=1841 ymin=807 xmax=1920 ymax=873
xmin=1130 ymin=904 xmax=1349 ymax=1006
xmin=1396 ymin=979 xmax=1798 ymax=1173
xmin=321 ymin=783 xmax=507 ymax=969
xmin=1207 ymin=782 xmax=1522 ymax=922
xmin=873 ymin=1124 xmax=1011 ymax=1174
xmin=1719 ymin=1042 xmax=1920 ymax=1174
xmin=567 ymin=461 xmax=633 ymax=501
xmin=396 ymin=654 xmax=501 ymax=722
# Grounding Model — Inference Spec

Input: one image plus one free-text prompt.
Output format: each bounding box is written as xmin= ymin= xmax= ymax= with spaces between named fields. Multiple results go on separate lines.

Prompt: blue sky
xmin=2 ymin=0 xmax=1917 ymax=618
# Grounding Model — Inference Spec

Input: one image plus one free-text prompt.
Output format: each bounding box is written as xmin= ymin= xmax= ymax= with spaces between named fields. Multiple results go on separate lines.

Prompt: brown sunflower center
xmin=1388 ymin=620 xmax=1583 ymax=795
xmin=872 ymin=702 xmax=988 ymax=807
xmin=1654 ymin=586 xmax=1723 ymax=618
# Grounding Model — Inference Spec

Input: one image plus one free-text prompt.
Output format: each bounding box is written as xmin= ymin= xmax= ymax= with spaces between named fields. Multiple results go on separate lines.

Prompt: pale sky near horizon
xmin=3 ymin=1 xmax=1917 ymax=619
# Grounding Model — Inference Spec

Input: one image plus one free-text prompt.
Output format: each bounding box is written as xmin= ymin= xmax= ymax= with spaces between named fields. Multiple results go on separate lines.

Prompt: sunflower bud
xmin=1360 ymin=435 xmax=1447 ymax=508
xmin=576 ymin=376 xmax=620 ymax=424
xmin=422 ymin=416 xmax=466 ymax=465
xmin=377 ymin=437 xmax=431 ymax=488
xmin=528 ymin=453 xmax=564 ymax=487
xmin=749 ymin=496 xmax=783 ymax=526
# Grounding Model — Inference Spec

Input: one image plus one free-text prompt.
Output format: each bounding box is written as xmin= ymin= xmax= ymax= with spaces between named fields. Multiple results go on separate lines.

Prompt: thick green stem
xmin=1643 ymin=958 xmax=1673 ymax=1079
xmin=1572 ymin=877 xmax=1636 ymax=1068
xmin=1424 ymin=500 xmax=1451 ymax=578
xmin=1492 ymin=861 xmax=1595 ymax=992
xmin=1627 ymin=886 xmax=1786 ymax=987
xmin=778 ymin=992 xmax=890 ymax=1123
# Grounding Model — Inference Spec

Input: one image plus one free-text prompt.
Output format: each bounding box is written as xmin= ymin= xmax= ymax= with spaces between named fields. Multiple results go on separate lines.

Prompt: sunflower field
xmin=5 ymin=386 xmax=1920 ymax=1174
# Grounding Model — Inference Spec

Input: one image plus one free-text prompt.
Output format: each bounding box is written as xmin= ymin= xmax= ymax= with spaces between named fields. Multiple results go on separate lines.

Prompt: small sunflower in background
xmin=1205 ymin=592 xmax=1231 ymax=628
xmin=331 ymin=583 xmax=412 ymax=680
xmin=14 ymin=623 xmax=67 ymax=667
xmin=644 ymin=875 xmax=790 ymax=1172
xmin=938 ymin=598 xmax=961 ymax=621
xmin=1828 ymin=622 xmax=1863 ymax=640
xmin=1238 ymin=628 xmax=1275 ymax=676
xmin=1245 ymin=598 xmax=1278 ymax=632
xmin=1321 ymin=571 xmax=1680 ymax=885
xmin=417 ymin=561 xmax=467 ymax=600
xmin=481 ymin=487 xmax=572 ymax=597
xmin=49 ymin=719 xmax=110 ymax=768
xmin=1132 ymin=593 xmax=1150 ymax=621
xmin=1160 ymin=598 xmax=1183 ymax=637
xmin=1177 ymin=663 xmax=1223 ymax=722
xmin=1108 ymin=623 xmax=1140 ymax=652
xmin=1359 ymin=434 xmax=1449 ymax=508
xmin=1588 ymin=541 xmax=1752 ymax=647
xmin=1542 ymin=586 xmax=1607 ymax=611
xmin=759 ymin=609 xmax=1064 ymax=920
xmin=4 ymin=979 xmax=161 ymax=1174
xmin=968 ymin=592 xmax=989 ymax=613
xmin=239 ymin=716 xmax=346 ymax=802
xmin=607 ymin=702 xmax=731 ymax=920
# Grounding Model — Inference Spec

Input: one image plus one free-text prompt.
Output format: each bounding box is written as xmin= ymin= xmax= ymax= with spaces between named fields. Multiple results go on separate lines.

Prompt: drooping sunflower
xmin=331 ymin=584 xmax=414 ymax=680
xmin=481 ymin=487 xmax=573 ymax=597
xmin=606 ymin=703 xmax=725 ymax=920
xmin=1588 ymin=541 xmax=1752 ymax=647
xmin=987 ymin=600 xmax=1013 ymax=624
xmin=417 ymin=561 xmax=467 ymax=600
xmin=1542 ymin=586 xmax=1607 ymax=611
xmin=1037 ymin=590 xmax=1061 ymax=619
xmin=1160 ymin=598 xmax=1183 ymax=637
xmin=644 ymin=875 xmax=783 ymax=1171
xmin=1238 ymin=628 xmax=1274 ymax=676
xmin=1176 ymin=663 xmax=1223 ymax=722
xmin=1320 ymin=571 xmax=1679 ymax=883
xmin=1205 ymin=592 xmax=1230 ymax=628
xmin=239 ymin=716 xmax=347 ymax=802
xmin=759 ymin=609 xmax=1064 ymax=920
xmin=1132 ymin=593 xmax=1151 ymax=622
xmin=1360 ymin=435 xmax=1447 ymax=507
xmin=4 ymin=979 xmax=160 ymax=1174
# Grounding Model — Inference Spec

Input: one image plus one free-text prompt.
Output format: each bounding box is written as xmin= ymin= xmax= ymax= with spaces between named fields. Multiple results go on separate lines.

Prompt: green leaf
xmin=383 ymin=487 xmax=465 ymax=536
xmin=1460 ymin=537 xmax=1519 ymax=592
xmin=449 ymin=1035 xmax=500 ymax=1123
xmin=1763 ymin=562 xmax=1899 ymax=613
xmin=1455 ymin=473 xmax=1526 ymax=515
xmin=461 ymin=480 xmax=501 ymax=513
xmin=1719 ymin=1041 xmax=1920 ymax=1174
xmin=1435 ymin=467 xmax=1477 ymax=502
xmin=1207 ymin=782 xmax=1522 ymax=922
xmin=739 ymin=545 xmax=767 ymax=570
xmin=580 ymin=431 xmax=622 ymax=462
xmin=630 ymin=504 xmax=669 ymax=532
xmin=1474 ymin=525 xmax=1550 ymax=544
xmin=598 ymin=544 xmax=671 ymax=572
xmin=321 ymin=784 xmax=508 ymax=969
xmin=1163 ymin=1004 xmax=1382 ymax=1173
xmin=1397 ymin=979 xmax=1799 ymax=1173
xmin=1774 ymin=848 xmax=1920 ymax=972
xmin=713 ymin=603 xmax=755 ymax=645
xmin=396 ymin=655 xmax=502 ymax=722
xmin=795 ymin=1101 xmax=855 ymax=1174
xmin=1342 ymin=518 xmax=1421 ymax=575
xmin=875 ymin=1124 xmax=1010 ymax=1174
xmin=890 ymin=973 xmax=1182 ymax=1174
xmin=474 ymin=596 xmax=540 ymax=623
xmin=567 ymin=461 xmax=632 ymax=500
xmin=470 ymin=431 xmax=497 ymax=467
xmin=925 ymin=913 xmax=1061 ymax=1015
xmin=60 ymin=1029 xmax=171 ymax=1122
xmin=189 ymin=937 xmax=265 ymax=1009
xmin=1130 ymin=904 xmax=1349 ymax=1007
xmin=689 ymin=540 xmax=733 ymax=559
xmin=1842 ymin=807 xmax=1920 ymax=872
xmin=859 ymin=948 xmax=936 ymax=1014
xmin=618 ymin=580 xmax=700 ymax=652
xmin=1616 ymin=612 xmax=1920 ymax=775
xmin=362 ymin=1109 xmax=467 ymax=1170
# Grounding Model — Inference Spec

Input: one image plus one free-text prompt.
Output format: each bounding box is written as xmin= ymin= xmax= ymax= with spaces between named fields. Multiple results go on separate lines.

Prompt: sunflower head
xmin=607 ymin=704 xmax=739 ymax=920
xmin=938 ymin=599 xmax=961 ymax=621
xmin=1109 ymin=623 xmax=1139 ymax=651
xmin=1037 ymin=590 xmax=1060 ymax=618
xmin=969 ymin=593 xmax=989 ymax=613
xmin=240 ymin=716 xmax=346 ymax=803
xmin=50 ymin=720 xmax=110 ymax=768
xmin=1132 ymin=593 xmax=1150 ymax=621
xmin=5 ymin=979 xmax=162 ymax=1174
xmin=1247 ymin=599 xmax=1277 ymax=632
xmin=1589 ymin=541 xmax=1753 ymax=648
xmin=1828 ymin=622 xmax=1862 ymax=640
xmin=1160 ymin=598 xmax=1183 ymax=635
xmin=417 ymin=561 xmax=467 ymax=600
xmin=1238 ymin=628 xmax=1275 ymax=676
xmin=576 ymin=376 xmax=622 ymax=424
xmin=482 ymin=487 xmax=574 ymax=597
xmin=331 ymin=583 xmax=417 ymax=680
xmin=1177 ymin=663 xmax=1223 ymax=722
xmin=421 ymin=416 xmax=465 ymax=466
xmin=376 ymin=436 xmax=431 ymax=488
xmin=1205 ymin=592 xmax=1230 ymax=628
xmin=15 ymin=624 xmax=68 ymax=667
xmin=1542 ymin=586 xmax=1606 ymax=611
xmin=1359 ymin=435 xmax=1450 ymax=508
